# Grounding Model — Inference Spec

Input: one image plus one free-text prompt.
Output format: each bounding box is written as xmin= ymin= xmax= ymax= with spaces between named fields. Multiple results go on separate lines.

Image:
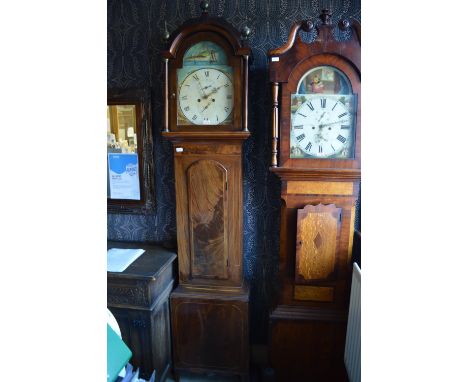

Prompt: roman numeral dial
xmin=290 ymin=94 xmax=355 ymax=158
xmin=178 ymin=68 xmax=233 ymax=125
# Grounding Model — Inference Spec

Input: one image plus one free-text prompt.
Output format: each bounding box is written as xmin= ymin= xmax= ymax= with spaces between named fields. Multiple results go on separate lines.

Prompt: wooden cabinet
xmin=107 ymin=241 xmax=176 ymax=381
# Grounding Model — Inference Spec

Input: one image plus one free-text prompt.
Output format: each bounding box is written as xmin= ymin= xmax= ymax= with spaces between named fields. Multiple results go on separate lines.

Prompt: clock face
xmin=290 ymin=94 xmax=356 ymax=158
xmin=178 ymin=68 xmax=233 ymax=125
xmin=177 ymin=41 xmax=234 ymax=126
xmin=290 ymin=65 xmax=356 ymax=159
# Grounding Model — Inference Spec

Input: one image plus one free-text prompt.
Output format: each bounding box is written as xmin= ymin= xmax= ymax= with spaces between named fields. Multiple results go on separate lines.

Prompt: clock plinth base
xmin=269 ymin=305 xmax=348 ymax=382
xmin=170 ymin=285 xmax=250 ymax=381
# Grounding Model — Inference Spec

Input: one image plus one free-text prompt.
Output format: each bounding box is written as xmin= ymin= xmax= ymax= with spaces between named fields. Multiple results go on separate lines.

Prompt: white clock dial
xmin=178 ymin=68 xmax=233 ymax=125
xmin=291 ymin=95 xmax=354 ymax=158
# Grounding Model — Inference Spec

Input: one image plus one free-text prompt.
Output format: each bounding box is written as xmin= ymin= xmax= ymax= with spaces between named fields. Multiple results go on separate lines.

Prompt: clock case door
xmin=164 ymin=25 xmax=248 ymax=133
xmin=174 ymin=146 xmax=244 ymax=288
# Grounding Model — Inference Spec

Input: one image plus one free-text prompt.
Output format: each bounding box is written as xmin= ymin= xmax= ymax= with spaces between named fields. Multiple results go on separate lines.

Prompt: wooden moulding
xmin=270 ymin=166 xmax=361 ymax=182
xmin=162 ymin=131 xmax=250 ymax=142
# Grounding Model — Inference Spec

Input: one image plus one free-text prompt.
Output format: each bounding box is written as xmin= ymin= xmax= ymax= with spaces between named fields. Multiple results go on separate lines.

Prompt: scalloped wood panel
xmin=295 ymin=204 xmax=341 ymax=282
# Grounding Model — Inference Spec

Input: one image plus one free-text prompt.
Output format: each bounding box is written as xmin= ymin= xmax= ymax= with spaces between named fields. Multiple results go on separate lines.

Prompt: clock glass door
xmin=177 ymin=41 xmax=234 ymax=126
xmin=290 ymin=66 xmax=357 ymax=159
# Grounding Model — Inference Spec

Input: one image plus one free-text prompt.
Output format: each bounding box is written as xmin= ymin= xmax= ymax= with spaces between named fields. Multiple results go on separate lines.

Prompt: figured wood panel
xmin=296 ymin=204 xmax=341 ymax=283
xmin=287 ymin=181 xmax=354 ymax=195
xmin=172 ymin=300 xmax=246 ymax=371
xmin=187 ymin=160 xmax=228 ymax=279
xmin=294 ymin=285 xmax=334 ymax=302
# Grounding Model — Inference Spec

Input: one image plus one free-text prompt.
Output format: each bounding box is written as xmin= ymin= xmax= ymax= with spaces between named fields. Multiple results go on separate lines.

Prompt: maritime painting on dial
xmin=177 ymin=41 xmax=234 ymax=126
xmin=290 ymin=66 xmax=357 ymax=159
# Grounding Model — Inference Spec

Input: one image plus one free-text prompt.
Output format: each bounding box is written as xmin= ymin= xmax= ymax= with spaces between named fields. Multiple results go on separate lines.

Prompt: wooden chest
xmin=107 ymin=241 xmax=177 ymax=381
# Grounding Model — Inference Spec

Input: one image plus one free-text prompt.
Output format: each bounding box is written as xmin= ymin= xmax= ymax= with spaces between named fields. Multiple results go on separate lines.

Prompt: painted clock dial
xmin=290 ymin=66 xmax=357 ymax=159
xmin=177 ymin=41 xmax=234 ymax=126
xmin=178 ymin=68 xmax=233 ymax=125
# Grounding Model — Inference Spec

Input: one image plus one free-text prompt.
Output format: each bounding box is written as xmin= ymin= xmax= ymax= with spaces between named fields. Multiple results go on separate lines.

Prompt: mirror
xmin=107 ymin=88 xmax=155 ymax=214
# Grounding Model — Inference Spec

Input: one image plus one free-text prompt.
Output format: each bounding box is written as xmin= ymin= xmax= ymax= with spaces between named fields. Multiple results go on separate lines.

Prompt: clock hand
xmin=319 ymin=119 xmax=350 ymax=128
xmin=194 ymin=79 xmax=208 ymax=97
xmin=205 ymin=85 xmax=222 ymax=97
xmin=200 ymin=98 xmax=214 ymax=112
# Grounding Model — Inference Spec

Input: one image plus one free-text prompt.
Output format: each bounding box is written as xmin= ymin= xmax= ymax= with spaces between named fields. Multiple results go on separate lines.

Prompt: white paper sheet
xmin=107 ymin=248 xmax=145 ymax=272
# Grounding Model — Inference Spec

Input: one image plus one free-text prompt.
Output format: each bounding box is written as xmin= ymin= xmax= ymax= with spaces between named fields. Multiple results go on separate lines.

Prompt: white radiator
xmin=344 ymin=262 xmax=361 ymax=382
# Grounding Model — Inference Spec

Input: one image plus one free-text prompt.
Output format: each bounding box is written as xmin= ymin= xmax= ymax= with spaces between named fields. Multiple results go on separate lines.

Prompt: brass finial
xmin=241 ymin=26 xmax=251 ymax=40
xmin=339 ymin=19 xmax=350 ymax=30
xmin=301 ymin=19 xmax=314 ymax=32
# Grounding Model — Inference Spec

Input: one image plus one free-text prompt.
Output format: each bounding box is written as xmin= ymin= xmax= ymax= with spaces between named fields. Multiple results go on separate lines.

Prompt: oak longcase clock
xmin=268 ymin=10 xmax=361 ymax=382
xmin=161 ymin=2 xmax=251 ymax=380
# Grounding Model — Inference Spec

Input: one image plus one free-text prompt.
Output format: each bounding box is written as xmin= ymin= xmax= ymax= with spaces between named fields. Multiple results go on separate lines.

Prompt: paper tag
xmin=175 ymin=147 xmax=183 ymax=152
xmin=271 ymin=57 xmax=279 ymax=62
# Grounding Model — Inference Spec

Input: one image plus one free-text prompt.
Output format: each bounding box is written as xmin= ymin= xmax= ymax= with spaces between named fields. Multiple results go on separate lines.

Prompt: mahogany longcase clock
xmin=161 ymin=2 xmax=251 ymax=380
xmin=268 ymin=10 xmax=361 ymax=381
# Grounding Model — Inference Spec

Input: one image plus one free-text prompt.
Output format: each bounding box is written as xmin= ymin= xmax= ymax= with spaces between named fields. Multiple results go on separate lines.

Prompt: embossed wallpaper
xmin=107 ymin=0 xmax=361 ymax=343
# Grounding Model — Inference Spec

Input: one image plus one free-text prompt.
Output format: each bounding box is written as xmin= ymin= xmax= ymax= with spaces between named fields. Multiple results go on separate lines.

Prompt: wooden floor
xmin=166 ymin=345 xmax=268 ymax=381
xmin=164 ymin=344 xmax=349 ymax=382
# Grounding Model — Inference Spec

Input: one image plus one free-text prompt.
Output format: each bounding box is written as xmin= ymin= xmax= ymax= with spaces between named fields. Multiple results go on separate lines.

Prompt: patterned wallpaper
xmin=107 ymin=0 xmax=361 ymax=343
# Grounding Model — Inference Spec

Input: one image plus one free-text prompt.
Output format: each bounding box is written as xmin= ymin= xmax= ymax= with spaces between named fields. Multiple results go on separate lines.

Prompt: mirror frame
xmin=107 ymin=88 xmax=155 ymax=214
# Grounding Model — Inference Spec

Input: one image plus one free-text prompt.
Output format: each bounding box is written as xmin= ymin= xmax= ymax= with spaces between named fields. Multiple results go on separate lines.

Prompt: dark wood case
xmin=171 ymin=286 xmax=249 ymax=378
xmin=268 ymin=11 xmax=361 ymax=382
xmin=107 ymin=241 xmax=177 ymax=381
xmin=161 ymin=5 xmax=251 ymax=380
